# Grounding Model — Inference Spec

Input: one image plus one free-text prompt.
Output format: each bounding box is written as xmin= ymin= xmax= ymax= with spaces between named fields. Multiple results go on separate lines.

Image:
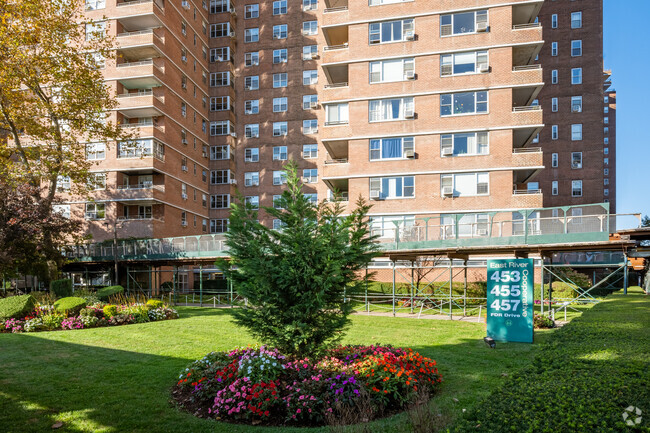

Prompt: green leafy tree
xmin=218 ymin=164 xmax=380 ymax=357
xmin=642 ymin=215 xmax=650 ymax=227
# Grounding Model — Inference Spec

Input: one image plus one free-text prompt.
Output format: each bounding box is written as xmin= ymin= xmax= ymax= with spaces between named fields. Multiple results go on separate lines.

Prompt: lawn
xmin=0 ymin=306 xmax=556 ymax=433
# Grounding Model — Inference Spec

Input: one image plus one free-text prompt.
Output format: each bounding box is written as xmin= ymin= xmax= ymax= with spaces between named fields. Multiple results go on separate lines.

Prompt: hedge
xmin=50 ymin=279 xmax=73 ymax=298
xmin=146 ymin=299 xmax=163 ymax=309
xmin=53 ymin=297 xmax=87 ymax=315
xmin=96 ymin=285 xmax=124 ymax=301
xmin=0 ymin=295 xmax=36 ymax=319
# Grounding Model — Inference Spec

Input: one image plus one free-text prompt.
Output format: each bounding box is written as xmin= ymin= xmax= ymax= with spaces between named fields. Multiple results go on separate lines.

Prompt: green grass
xmin=0 ymin=307 xmax=558 ymax=433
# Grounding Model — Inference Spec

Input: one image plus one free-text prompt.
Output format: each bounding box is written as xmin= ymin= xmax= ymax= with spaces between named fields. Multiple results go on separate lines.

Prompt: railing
xmin=117 ymin=0 xmax=162 ymax=7
xmin=117 ymin=216 xmax=155 ymax=221
xmin=324 ymin=158 xmax=349 ymax=164
xmin=120 ymin=122 xmax=154 ymax=128
xmin=117 ymin=59 xmax=154 ymax=68
xmin=513 ymin=64 xmax=542 ymax=71
xmin=513 ymin=106 xmax=542 ymax=112
xmin=324 ymin=6 xmax=348 ymax=13
xmin=116 ymin=184 xmax=164 ymax=192
xmin=512 ymin=22 xmax=542 ymax=30
xmin=323 ymin=43 xmax=349 ymax=51
xmin=324 ymin=82 xmax=349 ymax=89
xmin=117 ymin=28 xmax=154 ymax=37
xmin=324 ymin=120 xmax=349 ymax=126
xmin=513 ymin=147 xmax=542 ymax=153
xmin=117 ymin=90 xmax=154 ymax=97
xmin=513 ymin=188 xmax=542 ymax=195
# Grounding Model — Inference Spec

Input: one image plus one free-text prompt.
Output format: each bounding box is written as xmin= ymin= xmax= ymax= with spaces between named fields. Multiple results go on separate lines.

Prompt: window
xmin=604 ymin=157 xmax=609 ymax=165
xmin=53 ymin=204 xmax=71 ymax=219
xmin=440 ymin=51 xmax=488 ymax=76
xmin=245 ymin=28 xmax=259 ymax=43
xmin=211 ymin=194 xmax=230 ymax=209
xmin=572 ymin=180 xmax=582 ymax=197
xmin=88 ymin=173 xmax=106 ymax=191
xmin=210 ymin=96 xmax=230 ymax=111
xmin=552 ymin=181 xmax=558 ymax=195
xmin=273 ymin=73 xmax=288 ymax=88
xmin=551 ymin=14 xmax=557 ymax=28
xmin=604 ymin=178 xmax=610 ymax=185
xmin=210 ymin=121 xmax=233 ymax=136
xmin=604 ymin=106 xmax=609 ymax=113
xmin=551 ymin=98 xmax=558 ymax=112
xmin=571 ymin=152 xmax=583 ymax=169
xmin=273 ymin=195 xmax=283 ymax=209
xmin=325 ymin=103 xmax=349 ymax=125
xmin=440 ymin=10 xmax=488 ymax=36
xmin=370 ymin=176 xmax=415 ymax=199
xmin=551 ymin=69 xmax=558 ymax=84
xmin=369 ymin=97 xmax=414 ymax=121
xmin=571 ymin=11 xmax=582 ymax=29
xmin=303 ymin=169 xmax=318 ymax=183
xmin=440 ymin=172 xmax=489 ymax=197
xmin=604 ymin=116 xmax=609 ymax=124
xmin=369 ymin=19 xmax=414 ymax=44
xmin=303 ymin=144 xmax=318 ymax=159
xmin=302 ymin=119 xmax=318 ymax=134
xmin=273 ymin=171 xmax=287 ymax=185
xmin=85 ymin=22 xmax=106 ymax=40
xmin=273 ymin=24 xmax=288 ymax=39
xmin=245 ymin=124 xmax=260 ymax=138
xmin=86 ymin=142 xmax=106 ymax=160
xmin=551 ymin=125 xmax=558 ymax=140
xmin=604 ymin=168 xmax=609 ymax=175
xmin=604 ymin=127 xmax=609 ymax=135
xmin=245 ymin=76 xmax=260 ymax=90
xmin=571 ymin=40 xmax=582 ymax=57
xmin=85 ymin=203 xmax=105 ymax=220
xmin=370 ymin=137 xmax=414 ymax=160
xmin=272 ymin=219 xmax=286 ymax=230
xmin=440 ymin=91 xmax=487 ymax=116
xmin=571 ymin=96 xmax=582 ymax=112
xmin=245 ymin=4 xmax=259 ymax=19
xmin=302 ymin=45 xmax=318 ymax=60
xmin=243 ymin=196 xmax=259 ymax=210
xmin=303 ymin=70 xmax=318 ymax=85
xmin=85 ymin=0 xmax=105 ymax=10
xmin=571 ymin=124 xmax=582 ymax=141
xmin=273 ymin=97 xmax=288 ymax=112
xmin=210 ymin=23 xmax=231 ymax=38
xmin=244 ymin=148 xmax=259 ymax=162
xmin=57 ymin=175 xmax=71 ymax=192
xmin=273 ymin=0 xmax=287 ymax=15
xmin=181 ymin=103 xmax=187 ymax=117
xmin=273 ymin=122 xmax=288 ymax=136
xmin=552 ymin=153 xmax=558 ymax=168
xmin=244 ymin=172 xmax=260 ymax=187
xmin=551 ymin=42 xmax=558 ymax=56
xmin=571 ymin=68 xmax=582 ymax=84
xmin=370 ymin=215 xmax=415 ymax=239
xmin=273 ymin=146 xmax=288 ymax=161
xmin=273 ymin=49 xmax=288 ymax=64
xmin=211 ymin=145 xmax=229 ymax=160
xmin=245 ymin=100 xmax=259 ymax=114
xmin=245 ymin=52 xmax=259 ymax=66
xmin=302 ymin=21 xmax=317 ymax=35
xmin=303 ymin=0 xmax=317 ymax=10
xmin=303 ymin=95 xmax=318 ymax=110
xmin=210 ymin=219 xmax=228 ymax=234
xmin=118 ymin=139 xmax=164 ymax=159
xmin=440 ymin=132 xmax=488 ymax=156
xmin=370 ymin=58 xmax=415 ymax=83
xmin=210 ymin=0 xmax=229 ymax=13
xmin=604 ymin=137 xmax=609 ymax=145
xmin=210 ymin=170 xmax=229 ymax=185
xmin=210 ymin=47 xmax=231 ymax=63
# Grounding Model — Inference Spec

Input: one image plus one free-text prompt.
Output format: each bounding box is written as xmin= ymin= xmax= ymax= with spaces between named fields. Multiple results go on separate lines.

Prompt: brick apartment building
xmin=534 ymin=0 xmax=615 ymax=212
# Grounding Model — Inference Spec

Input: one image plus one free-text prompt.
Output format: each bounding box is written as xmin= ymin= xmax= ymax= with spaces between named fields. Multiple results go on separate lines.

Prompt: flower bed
xmin=172 ymin=345 xmax=442 ymax=427
xmin=0 ymin=299 xmax=178 ymax=333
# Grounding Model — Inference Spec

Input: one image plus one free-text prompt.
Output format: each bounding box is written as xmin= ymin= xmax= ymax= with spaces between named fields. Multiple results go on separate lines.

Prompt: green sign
xmin=486 ymin=259 xmax=534 ymax=343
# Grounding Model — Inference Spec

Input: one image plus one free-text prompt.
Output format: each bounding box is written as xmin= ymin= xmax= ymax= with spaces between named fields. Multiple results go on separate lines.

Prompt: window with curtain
xmin=440 ymin=132 xmax=488 ymax=156
xmin=369 ymin=98 xmax=413 ymax=122
xmin=440 ymin=51 xmax=488 ymax=76
xmin=369 ymin=19 xmax=414 ymax=44
xmin=440 ymin=91 xmax=487 ymax=116
xmin=369 ymin=58 xmax=414 ymax=83
xmin=326 ymin=103 xmax=349 ymax=124
xmin=369 ymin=137 xmax=414 ymax=160
xmin=440 ymin=172 xmax=489 ymax=196
xmin=370 ymin=176 xmax=415 ymax=199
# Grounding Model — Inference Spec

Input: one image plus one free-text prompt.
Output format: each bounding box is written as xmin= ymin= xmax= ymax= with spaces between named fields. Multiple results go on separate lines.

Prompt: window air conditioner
xmin=181 ymin=139 xmax=188 ymax=145
xmin=341 ymin=192 xmax=349 ymax=200
xmin=302 ymin=177 xmax=310 ymax=183
xmin=404 ymin=31 xmax=415 ymax=40
xmin=572 ymin=106 xmax=582 ymax=113
xmin=181 ymin=165 xmax=188 ymax=172
xmin=181 ymin=221 xmax=188 ymax=226
xmin=478 ymin=64 xmax=490 ymax=73
xmin=181 ymin=0 xmax=190 ymax=9
xmin=181 ymin=193 xmax=188 ymax=199
xmin=442 ymin=186 xmax=454 ymax=196
xmin=229 ymin=31 xmax=236 ymax=38
xmin=370 ymin=190 xmax=381 ymax=200
xmin=405 ymin=70 xmax=415 ymax=80
xmin=229 ymin=179 xmax=237 ymax=185
xmin=230 ymin=132 xmax=237 ymax=138
xmin=310 ymin=101 xmax=319 ymax=108
xmin=477 ymin=228 xmax=488 ymax=236
xmin=476 ymin=22 xmax=489 ymax=32
xmin=442 ymin=147 xmax=453 ymax=156
xmin=404 ymin=150 xmax=415 ymax=158
xmin=310 ymin=52 xmax=319 ymax=59
xmin=85 ymin=212 xmax=97 ymax=219
xmin=404 ymin=110 xmax=415 ymax=119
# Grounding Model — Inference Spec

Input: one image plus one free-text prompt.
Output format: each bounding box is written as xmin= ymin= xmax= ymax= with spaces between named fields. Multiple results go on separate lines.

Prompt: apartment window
xmin=211 ymin=194 xmax=230 ymax=209
xmin=273 ymin=0 xmax=287 ymax=15
xmin=53 ymin=204 xmax=71 ymax=219
xmin=370 ymin=176 xmax=415 ymax=199
xmin=56 ymin=175 xmax=71 ymax=192
xmin=604 ymin=106 xmax=609 ymax=113
xmin=85 ymin=203 xmax=105 ymax=220
xmin=245 ymin=28 xmax=259 ymax=43
xmin=245 ymin=172 xmax=260 ymax=187
xmin=273 ymin=73 xmax=288 ymax=88
xmin=243 ymin=196 xmax=259 ymax=210
xmin=370 ymin=58 xmax=415 ymax=83
xmin=210 ymin=47 xmax=230 ymax=63
xmin=532 ymin=133 xmax=540 ymax=144
xmin=211 ymin=145 xmax=229 ymax=160
xmin=302 ymin=119 xmax=318 ymax=134
xmin=551 ymin=98 xmax=558 ymax=112
xmin=245 ymin=52 xmax=259 ymax=66
xmin=551 ymin=69 xmax=558 ymax=84
xmin=551 ymin=14 xmax=557 ymax=29
xmin=210 ymin=96 xmax=230 ymax=111
xmin=369 ymin=97 xmax=414 ymax=122
xmin=303 ymin=70 xmax=318 ymax=85
xmin=440 ymin=91 xmax=487 ymax=116
xmin=303 ymin=95 xmax=318 ymax=110
xmin=302 ymin=21 xmax=318 ymax=36
xmin=571 ymin=96 xmax=583 ymax=113
xmin=569 ymin=69 xmax=582 ymax=86
xmin=210 ymin=23 xmax=230 ymax=38
xmin=305 ymin=193 xmax=318 ymax=204
xmin=245 ymin=100 xmax=259 ymax=114
xmin=210 ymin=219 xmax=228 ymax=234
xmin=86 ymin=142 xmax=106 ymax=160
xmin=604 ymin=178 xmax=610 ymax=185
xmin=369 ymin=19 xmax=414 ymax=44
xmin=571 ymin=152 xmax=583 ymax=169
xmin=303 ymin=144 xmax=318 ymax=159
xmin=370 ymin=137 xmax=414 ymax=160
xmin=604 ymin=157 xmax=609 ymax=165
xmin=245 ymin=76 xmax=260 ymax=90
xmin=210 ymin=121 xmax=233 ymax=136
xmin=85 ymin=0 xmax=105 ymax=10
xmin=604 ymin=116 xmax=609 ymax=124
xmin=273 ymin=24 xmax=288 ymax=39
xmin=572 ymin=180 xmax=582 ymax=197
xmin=604 ymin=168 xmax=609 ymax=176
xmin=303 ymin=45 xmax=318 ymax=60
xmin=604 ymin=127 xmax=609 ymax=135
xmin=440 ymin=10 xmax=488 ymax=36
xmin=604 ymin=137 xmax=609 ymax=145
xmin=441 ymin=172 xmax=489 ymax=197
xmin=551 ymin=125 xmax=558 ymax=140
xmin=245 ymin=124 xmax=260 ymax=138
xmin=245 ymin=4 xmax=259 ymax=19
xmin=303 ymin=0 xmax=317 ymax=10
xmin=552 ymin=153 xmax=558 ymax=167
xmin=210 ymin=0 xmax=229 ymax=13
xmin=571 ymin=124 xmax=583 ymax=141
xmin=273 ymin=146 xmax=288 ymax=161
xmin=552 ymin=181 xmax=558 ymax=196
xmin=571 ymin=11 xmax=582 ymax=29
xmin=551 ymin=42 xmax=558 ymax=56
xmin=326 ymin=103 xmax=349 ymax=125
xmin=303 ymin=169 xmax=318 ymax=183
xmin=85 ymin=22 xmax=106 ymax=40
xmin=440 ymin=132 xmax=488 ymax=156
xmin=369 ymin=0 xmax=410 ymax=4
xmin=273 ymin=49 xmax=288 ymax=64
xmin=440 ymin=51 xmax=488 ymax=76
xmin=118 ymin=139 xmax=164 ymax=159
xmin=273 ymin=122 xmax=288 ymax=136
xmin=244 ymin=148 xmax=259 ymax=162
xmin=273 ymin=171 xmax=287 ymax=185
xmin=272 ymin=97 xmax=288 ymax=113
xmin=210 ymin=72 xmax=231 ymax=87
xmin=273 ymin=195 xmax=283 ymax=209
xmin=571 ymin=40 xmax=582 ymax=57
xmin=211 ymin=170 xmax=230 ymax=185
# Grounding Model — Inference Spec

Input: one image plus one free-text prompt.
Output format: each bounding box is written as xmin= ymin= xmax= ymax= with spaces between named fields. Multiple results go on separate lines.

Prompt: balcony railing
xmin=513 ymin=106 xmax=542 ymax=112
xmin=512 ymin=22 xmax=541 ymax=30
xmin=117 ymin=215 xmax=155 ymax=221
xmin=513 ymin=147 xmax=542 ymax=153
xmin=513 ymin=64 xmax=542 ymax=72
xmin=117 ymin=59 xmax=154 ymax=68
xmin=323 ymin=43 xmax=349 ymax=51
xmin=324 ymin=6 xmax=348 ymax=13
xmin=513 ymin=188 xmax=542 ymax=195
xmin=117 ymin=0 xmax=163 ymax=8
xmin=324 ymin=82 xmax=348 ymax=89
xmin=324 ymin=158 xmax=349 ymax=164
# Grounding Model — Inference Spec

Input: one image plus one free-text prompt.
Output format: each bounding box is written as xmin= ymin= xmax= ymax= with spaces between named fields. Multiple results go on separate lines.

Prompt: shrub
xmin=53 ymin=297 xmax=87 ymax=316
xmin=146 ymin=299 xmax=164 ymax=309
xmin=533 ymin=313 xmax=555 ymax=329
xmin=0 ymin=295 xmax=36 ymax=319
xmin=50 ymin=279 xmax=73 ymax=298
xmin=41 ymin=313 xmax=65 ymax=330
xmin=78 ymin=315 xmax=98 ymax=328
xmin=108 ymin=313 xmax=135 ymax=326
xmin=61 ymin=316 xmax=84 ymax=330
xmin=103 ymin=305 xmax=118 ymax=318
xmin=96 ymin=285 xmax=124 ymax=301
xmin=79 ymin=307 xmax=103 ymax=318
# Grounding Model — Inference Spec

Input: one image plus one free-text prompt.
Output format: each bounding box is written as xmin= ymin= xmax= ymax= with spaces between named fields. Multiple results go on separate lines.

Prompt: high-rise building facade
xmin=535 ymin=0 xmax=615 ymax=211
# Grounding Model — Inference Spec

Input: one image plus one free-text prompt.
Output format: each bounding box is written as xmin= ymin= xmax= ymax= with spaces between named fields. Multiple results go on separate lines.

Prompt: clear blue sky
xmin=604 ymin=0 xmax=650 ymax=217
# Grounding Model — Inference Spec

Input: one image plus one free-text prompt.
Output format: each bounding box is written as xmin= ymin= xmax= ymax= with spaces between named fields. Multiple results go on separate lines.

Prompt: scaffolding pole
xmin=392 ymin=260 xmax=396 ymax=317
xmin=199 ymin=265 xmax=203 ymax=307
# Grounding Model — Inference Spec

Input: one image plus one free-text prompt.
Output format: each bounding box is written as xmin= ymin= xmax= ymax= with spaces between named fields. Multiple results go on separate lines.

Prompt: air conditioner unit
xmin=310 ymin=52 xmax=319 ymax=59
xmin=310 ymin=101 xmax=319 ymax=109
xmin=477 ymin=22 xmax=489 ymax=32
xmin=202 ymin=151 xmax=208 ymax=158
xmin=572 ymin=106 xmax=582 ymax=113
xmin=229 ymin=179 xmax=237 ymax=185
xmin=405 ymin=70 xmax=415 ymax=80
xmin=302 ymin=177 xmax=311 ymax=183
xmin=478 ymin=64 xmax=490 ymax=73
xmin=229 ymin=31 xmax=236 ymax=38
xmin=404 ymin=150 xmax=415 ymax=158
xmin=181 ymin=193 xmax=188 ymax=199
xmin=85 ymin=212 xmax=97 ymax=219
xmin=245 ymin=85 xmax=252 ymax=90
xmin=301 ymin=29 xmax=310 ymax=36
xmin=181 ymin=165 xmax=188 ymax=172
xmin=442 ymin=186 xmax=454 ymax=196
xmin=181 ymin=221 xmax=188 ymax=227
xmin=404 ymin=110 xmax=415 ymax=119
xmin=442 ymin=147 xmax=453 ymax=156
xmin=181 ymin=0 xmax=190 ymax=9
xmin=181 ymin=139 xmax=188 ymax=145
xmin=369 ymin=190 xmax=381 ymax=200
xmin=230 ymin=8 xmax=237 ymax=16
xmin=404 ymin=31 xmax=415 ymax=40
xmin=230 ymin=132 xmax=237 ymax=138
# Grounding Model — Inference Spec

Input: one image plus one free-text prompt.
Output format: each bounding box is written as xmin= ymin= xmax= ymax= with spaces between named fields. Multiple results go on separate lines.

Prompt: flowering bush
xmin=534 ymin=313 xmax=555 ymax=329
xmin=173 ymin=345 xmax=442 ymax=427
xmin=148 ymin=306 xmax=179 ymax=321
xmin=61 ymin=316 xmax=84 ymax=330
xmin=4 ymin=318 xmax=25 ymax=333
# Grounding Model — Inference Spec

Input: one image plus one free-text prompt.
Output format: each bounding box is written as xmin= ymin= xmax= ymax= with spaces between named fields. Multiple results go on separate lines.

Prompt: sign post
xmin=486 ymin=258 xmax=534 ymax=343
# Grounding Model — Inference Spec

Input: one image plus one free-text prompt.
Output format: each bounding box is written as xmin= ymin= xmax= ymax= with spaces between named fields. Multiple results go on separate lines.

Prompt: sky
xmin=603 ymin=0 xmax=650 ymax=217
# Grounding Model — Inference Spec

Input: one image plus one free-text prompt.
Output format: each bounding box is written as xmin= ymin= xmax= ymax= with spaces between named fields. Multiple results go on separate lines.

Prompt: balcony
xmin=511 ymin=63 xmax=543 ymax=86
xmin=113 ymin=0 xmax=164 ymax=23
xmin=116 ymin=89 xmax=165 ymax=118
xmin=512 ymin=147 xmax=543 ymax=168
xmin=322 ymin=159 xmax=349 ymax=178
xmin=511 ymin=189 xmax=543 ymax=209
xmin=114 ymin=184 xmax=165 ymax=205
xmin=108 ymin=58 xmax=165 ymax=88
xmin=116 ymin=27 xmax=165 ymax=61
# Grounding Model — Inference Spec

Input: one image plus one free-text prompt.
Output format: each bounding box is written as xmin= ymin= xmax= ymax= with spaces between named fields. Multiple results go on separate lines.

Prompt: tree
xmin=218 ymin=164 xmax=380 ymax=357
xmin=642 ymin=215 xmax=650 ymax=227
